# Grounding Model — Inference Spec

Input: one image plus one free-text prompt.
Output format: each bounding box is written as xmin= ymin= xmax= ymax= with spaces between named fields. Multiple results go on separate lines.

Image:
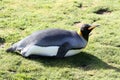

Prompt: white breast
xmin=23 ymin=45 xmax=82 ymax=57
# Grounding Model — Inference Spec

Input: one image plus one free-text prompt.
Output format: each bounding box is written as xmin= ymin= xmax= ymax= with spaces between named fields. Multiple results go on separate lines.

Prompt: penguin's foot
xmin=21 ymin=51 xmax=29 ymax=57
xmin=21 ymin=51 xmax=26 ymax=57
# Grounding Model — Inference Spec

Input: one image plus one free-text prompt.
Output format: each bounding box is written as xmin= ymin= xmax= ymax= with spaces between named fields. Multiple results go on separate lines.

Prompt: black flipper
xmin=56 ymin=43 xmax=70 ymax=58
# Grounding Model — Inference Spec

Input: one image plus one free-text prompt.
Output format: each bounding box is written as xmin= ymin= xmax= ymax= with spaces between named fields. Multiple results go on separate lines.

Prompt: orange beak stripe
xmin=88 ymin=26 xmax=96 ymax=30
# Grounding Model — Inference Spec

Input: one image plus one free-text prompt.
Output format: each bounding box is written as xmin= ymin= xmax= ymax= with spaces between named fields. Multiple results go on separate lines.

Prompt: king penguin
xmin=6 ymin=24 xmax=99 ymax=58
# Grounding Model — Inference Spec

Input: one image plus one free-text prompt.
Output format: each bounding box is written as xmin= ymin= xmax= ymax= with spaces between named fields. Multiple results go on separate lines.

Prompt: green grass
xmin=0 ymin=0 xmax=120 ymax=80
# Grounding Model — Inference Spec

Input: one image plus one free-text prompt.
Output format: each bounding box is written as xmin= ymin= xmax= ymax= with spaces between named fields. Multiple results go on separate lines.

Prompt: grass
xmin=0 ymin=0 xmax=120 ymax=80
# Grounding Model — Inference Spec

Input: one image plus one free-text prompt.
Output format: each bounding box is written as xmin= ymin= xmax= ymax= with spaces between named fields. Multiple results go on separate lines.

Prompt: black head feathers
xmin=80 ymin=24 xmax=99 ymax=41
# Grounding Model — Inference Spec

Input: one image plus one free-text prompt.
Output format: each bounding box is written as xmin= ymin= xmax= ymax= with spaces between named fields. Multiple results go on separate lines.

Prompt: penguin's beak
xmin=88 ymin=24 xmax=100 ymax=30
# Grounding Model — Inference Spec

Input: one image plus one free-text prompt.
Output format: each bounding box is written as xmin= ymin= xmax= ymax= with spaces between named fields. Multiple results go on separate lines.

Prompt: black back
xmin=17 ymin=29 xmax=87 ymax=49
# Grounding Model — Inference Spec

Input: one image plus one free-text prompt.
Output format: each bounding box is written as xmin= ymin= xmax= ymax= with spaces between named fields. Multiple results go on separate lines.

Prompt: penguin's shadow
xmin=27 ymin=52 xmax=120 ymax=72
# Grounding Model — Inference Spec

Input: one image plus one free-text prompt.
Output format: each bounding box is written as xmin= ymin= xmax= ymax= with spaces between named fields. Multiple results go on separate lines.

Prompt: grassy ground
xmin=0 ymin=0 xmax=120 ymax=80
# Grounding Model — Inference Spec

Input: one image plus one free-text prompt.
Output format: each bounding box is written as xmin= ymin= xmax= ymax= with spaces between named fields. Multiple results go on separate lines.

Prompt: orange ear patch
xmin=77 ymin=30 xmax=82 ymax=36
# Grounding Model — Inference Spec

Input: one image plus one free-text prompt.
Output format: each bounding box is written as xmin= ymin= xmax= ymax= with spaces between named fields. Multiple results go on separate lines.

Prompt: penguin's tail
xmin=6 ymin=43 xmax=17 ymax=52
xmin=6 ymin=47 xmax=15 ymax=52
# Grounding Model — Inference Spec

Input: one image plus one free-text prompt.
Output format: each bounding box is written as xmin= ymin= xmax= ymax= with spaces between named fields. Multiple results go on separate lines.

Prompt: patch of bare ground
xmin=0 ymin=37 xmax=5 ymax=48
xmin=94 ymin=8 xmax=112 ymax=15
xmin=76 ymin=3 xmax=88 ymax=10
xmin=116 ymin=45 xmax=120 ymax=48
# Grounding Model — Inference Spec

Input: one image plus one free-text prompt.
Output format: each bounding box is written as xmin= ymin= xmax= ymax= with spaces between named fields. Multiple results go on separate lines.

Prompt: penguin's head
xmin=78 ymin=24 xmax=99 ymax=41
